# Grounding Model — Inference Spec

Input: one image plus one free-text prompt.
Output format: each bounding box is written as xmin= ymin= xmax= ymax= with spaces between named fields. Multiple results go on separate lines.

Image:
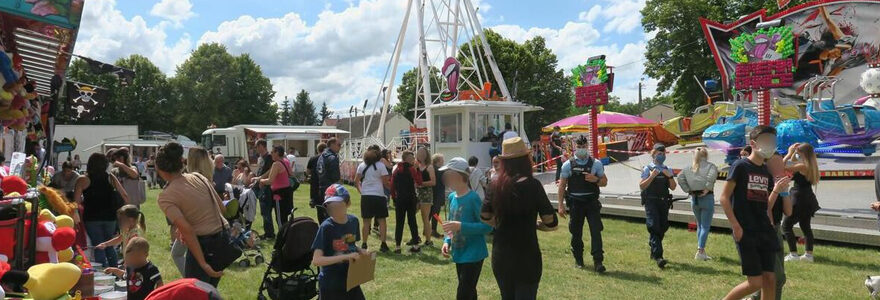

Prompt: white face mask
xmin=756 ymin=143 xmax=776 ymax=159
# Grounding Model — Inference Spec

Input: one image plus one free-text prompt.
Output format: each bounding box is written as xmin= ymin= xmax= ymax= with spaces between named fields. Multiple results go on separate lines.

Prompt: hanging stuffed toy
xmin=0 ymin=259 xmax=81 ymax=300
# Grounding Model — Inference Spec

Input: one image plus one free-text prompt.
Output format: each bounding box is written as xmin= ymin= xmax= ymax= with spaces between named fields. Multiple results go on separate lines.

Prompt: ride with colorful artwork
xmin=699 ymin=0 xmax=880 ymax=161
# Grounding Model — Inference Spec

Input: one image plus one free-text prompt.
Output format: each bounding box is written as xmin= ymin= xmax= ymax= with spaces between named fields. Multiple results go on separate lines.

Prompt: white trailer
xmin=201 ymin=125 xmax=349 ymax=173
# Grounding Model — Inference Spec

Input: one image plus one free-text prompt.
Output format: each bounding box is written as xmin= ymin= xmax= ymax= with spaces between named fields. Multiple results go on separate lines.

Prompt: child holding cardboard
xmin=311 ymin=184 xmax=369 ymax=299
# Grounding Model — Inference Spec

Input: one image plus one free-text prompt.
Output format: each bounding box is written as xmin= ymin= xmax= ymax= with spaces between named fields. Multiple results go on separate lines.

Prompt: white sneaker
xmin=694 ymin=252 xmax=712 ymax=261
xmin=800 ymin=253 xmax=814 ymax=262
xmin=784 ymin=253 xmax=800 ymax=262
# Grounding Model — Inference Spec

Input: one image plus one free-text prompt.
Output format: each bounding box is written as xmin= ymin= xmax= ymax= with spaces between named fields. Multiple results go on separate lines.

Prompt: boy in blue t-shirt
xmin=311 ymin=184 xmax=368 ymax=300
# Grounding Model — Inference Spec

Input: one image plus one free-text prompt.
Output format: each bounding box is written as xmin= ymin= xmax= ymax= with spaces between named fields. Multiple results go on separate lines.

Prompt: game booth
xmin=698 ymin=0 xmax=880 ymax=177
xmin=0 ymin=1 xmax=117 ymax=300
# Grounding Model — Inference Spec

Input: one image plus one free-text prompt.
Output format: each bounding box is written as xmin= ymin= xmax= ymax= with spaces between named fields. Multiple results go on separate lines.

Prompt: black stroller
xmin=257 ymin=212 xmax=319 ymax=300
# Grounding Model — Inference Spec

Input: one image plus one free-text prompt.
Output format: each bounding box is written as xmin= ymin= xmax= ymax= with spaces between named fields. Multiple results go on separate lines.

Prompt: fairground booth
xmin=0 ymin=1 xmax=101 ymax=300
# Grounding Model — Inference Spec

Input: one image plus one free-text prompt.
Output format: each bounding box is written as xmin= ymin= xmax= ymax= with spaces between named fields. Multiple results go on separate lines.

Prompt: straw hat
xmin=499 ymin=137 xmax=530 ymax=159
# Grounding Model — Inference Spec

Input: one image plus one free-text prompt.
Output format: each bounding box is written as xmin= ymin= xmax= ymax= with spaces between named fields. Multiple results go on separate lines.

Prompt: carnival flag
xmin=67 ymin=82 xmax=107 ymax=121
xmin=777 ymin=0 xmax=791 ymax=10
xmin=79 ymin=56 xmax=135 ymax=86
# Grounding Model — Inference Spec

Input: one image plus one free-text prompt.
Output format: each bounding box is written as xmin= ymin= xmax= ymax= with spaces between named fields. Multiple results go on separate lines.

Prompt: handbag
xmin=281 ymin=160 xmax=300 ymax=192
xmin=195 ymin=174 xmax=243 ymax=271
xmin=120 ymin=174 xmax=147 ymax=205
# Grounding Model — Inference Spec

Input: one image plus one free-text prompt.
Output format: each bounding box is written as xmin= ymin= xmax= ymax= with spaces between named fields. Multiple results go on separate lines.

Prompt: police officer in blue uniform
xmin=557 ymin=136 xmax=608 ymax=272
xmin=639 ymin=143 xmax=677 ymax=269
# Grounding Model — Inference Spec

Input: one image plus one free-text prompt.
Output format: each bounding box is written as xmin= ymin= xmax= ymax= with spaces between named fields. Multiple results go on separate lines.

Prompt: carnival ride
xmin=662 ymin=102 xmax=738 ymax=145
xmin=338 ymin=0 xmax=539 ymax=172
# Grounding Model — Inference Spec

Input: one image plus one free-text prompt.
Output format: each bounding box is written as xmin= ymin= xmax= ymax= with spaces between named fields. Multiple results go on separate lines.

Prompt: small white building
xmin=54 ymin=125 xmax=139 ymax=167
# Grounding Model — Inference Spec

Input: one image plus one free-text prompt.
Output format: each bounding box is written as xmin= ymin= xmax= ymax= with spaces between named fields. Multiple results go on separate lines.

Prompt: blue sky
xmin=74 ymin=0 xmax=655 ymax=116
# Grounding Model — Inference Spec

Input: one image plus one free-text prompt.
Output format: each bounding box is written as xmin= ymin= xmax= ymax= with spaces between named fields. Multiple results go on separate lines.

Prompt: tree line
xmin=63 ymin=43 xmax=332 ymax=139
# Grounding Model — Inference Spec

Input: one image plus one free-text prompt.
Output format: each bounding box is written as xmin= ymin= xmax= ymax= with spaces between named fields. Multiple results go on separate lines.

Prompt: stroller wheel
xmin=257 ymin=294 xmax=266 ymax=300
xmin=254 ymin=255 xmax=264 ymax=264
xmin=239 ymin=259 xmax=250 ymax=268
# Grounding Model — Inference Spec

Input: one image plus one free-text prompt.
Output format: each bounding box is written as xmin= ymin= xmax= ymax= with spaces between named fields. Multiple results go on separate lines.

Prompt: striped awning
xmin=14 ymin=27 xmax=64 ymax=96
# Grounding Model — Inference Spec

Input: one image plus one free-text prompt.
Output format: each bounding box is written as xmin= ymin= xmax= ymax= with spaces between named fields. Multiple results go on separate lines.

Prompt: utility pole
xmin=638 ymin=78 xmax=643 ymax=116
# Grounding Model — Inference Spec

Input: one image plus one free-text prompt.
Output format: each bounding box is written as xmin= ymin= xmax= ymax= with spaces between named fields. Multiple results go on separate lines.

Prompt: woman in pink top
xmin=259 ymin=146 xmax=294 ymax=227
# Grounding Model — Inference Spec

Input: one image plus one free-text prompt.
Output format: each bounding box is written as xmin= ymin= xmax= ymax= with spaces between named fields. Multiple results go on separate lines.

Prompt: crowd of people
xmin=48 ymin=122 xmax=844 ymax=300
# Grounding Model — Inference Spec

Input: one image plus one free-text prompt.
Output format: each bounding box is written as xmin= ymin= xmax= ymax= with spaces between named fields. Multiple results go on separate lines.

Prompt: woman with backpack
xmin=356 ymin=148 xmax=391 ymax=252
xmin=391 ymin=151 xmax=423 ymax=253
xmin=259 ymin=146 xmax=295 ymax=227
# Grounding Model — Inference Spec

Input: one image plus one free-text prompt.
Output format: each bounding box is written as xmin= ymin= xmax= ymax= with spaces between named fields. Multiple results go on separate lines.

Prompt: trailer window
xmin=202 ymin=135 xmax=213 ymax=149
xmin=433 ymin=113 xmax=461 ymax=143
xmin=213 ymin=135 xmax=227 ymax=147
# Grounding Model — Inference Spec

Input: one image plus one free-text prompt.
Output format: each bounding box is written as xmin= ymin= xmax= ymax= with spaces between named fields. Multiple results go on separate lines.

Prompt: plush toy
xmin=2 ymin=175 xmax=28 ymax=196
xmin=34 ymin=209 xmax=76 ymax=264
xmin=0 ymin=259 xmax=81 ymax=300
xmin=39 ymin=186 xmax=77 ymax=217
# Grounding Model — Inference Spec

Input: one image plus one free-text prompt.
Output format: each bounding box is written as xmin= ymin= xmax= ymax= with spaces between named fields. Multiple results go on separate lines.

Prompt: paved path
xmin=543 ymin=145 xmax=878 ymax=219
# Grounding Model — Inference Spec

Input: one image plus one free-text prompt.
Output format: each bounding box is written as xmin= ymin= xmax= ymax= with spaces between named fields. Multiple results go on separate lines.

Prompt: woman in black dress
xmin=782 ymin=143 xmax=821 ymax=262
xmin=481 ymin=137 xmax=558 ymax=300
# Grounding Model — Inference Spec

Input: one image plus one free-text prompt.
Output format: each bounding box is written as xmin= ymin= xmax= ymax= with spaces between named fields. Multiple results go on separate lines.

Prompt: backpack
xmin=315 ymin=151 xmax=332 ymax=186
xmin=361 ymin=162 xmax=378 ymax=179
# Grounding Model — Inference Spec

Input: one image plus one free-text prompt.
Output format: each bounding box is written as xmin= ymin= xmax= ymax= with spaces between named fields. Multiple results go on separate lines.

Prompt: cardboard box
xmin=347 ymin=252 xmax=377 ymax=291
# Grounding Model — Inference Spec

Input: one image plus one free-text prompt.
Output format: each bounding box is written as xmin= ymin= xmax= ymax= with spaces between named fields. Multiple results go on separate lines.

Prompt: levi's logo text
xmin=746 ymin=173 xmax=770 ymax=203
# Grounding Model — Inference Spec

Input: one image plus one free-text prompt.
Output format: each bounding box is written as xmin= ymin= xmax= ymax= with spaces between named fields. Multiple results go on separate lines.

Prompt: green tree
xmin=459 ymin=30 xmax=572 ymax=140
xmin=393 ymin=67 xmax=440 ymax=123
xmin=641 ymin=0 xmax=812 ymax=115
xmin=291 ymin=89 xmax=319 ymax=125
xmin=170 ymin=43 xmax=277 ymax=138
xmin=228 ymin=54 xmax=278 ymax=126
xmin=319 ymin=101 xmax=333 ymax=125
xmin=279 ymin=96 xmax=293 ymax=125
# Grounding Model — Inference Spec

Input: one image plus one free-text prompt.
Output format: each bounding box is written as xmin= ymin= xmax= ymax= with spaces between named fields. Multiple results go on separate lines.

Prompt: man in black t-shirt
xmin=720 ymin=126 xmax=790 ymax=300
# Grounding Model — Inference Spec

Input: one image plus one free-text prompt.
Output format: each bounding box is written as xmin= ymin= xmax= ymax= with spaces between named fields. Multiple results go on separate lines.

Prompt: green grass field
xmin=139 ymin=184 xmax=879 ymax=299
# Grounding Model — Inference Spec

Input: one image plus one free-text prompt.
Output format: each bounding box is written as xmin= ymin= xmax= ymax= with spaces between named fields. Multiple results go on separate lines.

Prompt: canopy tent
xmin=543 ymin=111 xmax=661 ymax=132
xmin=543 ymin=111 xmax=679 ymax=151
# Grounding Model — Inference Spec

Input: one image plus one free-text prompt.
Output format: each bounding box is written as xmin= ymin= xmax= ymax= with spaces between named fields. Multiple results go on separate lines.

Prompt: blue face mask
xmin=655 ymin=153 xmax=666 ymax=165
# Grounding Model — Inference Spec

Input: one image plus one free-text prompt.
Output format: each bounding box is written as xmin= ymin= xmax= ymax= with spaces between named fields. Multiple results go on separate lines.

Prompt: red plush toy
xmin=1 ymin=175 xmax=27 ymax=195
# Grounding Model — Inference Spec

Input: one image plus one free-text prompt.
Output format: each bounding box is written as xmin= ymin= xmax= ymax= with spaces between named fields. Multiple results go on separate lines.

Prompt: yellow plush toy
xmin=0 ymin=261 xmax=81 ymax=300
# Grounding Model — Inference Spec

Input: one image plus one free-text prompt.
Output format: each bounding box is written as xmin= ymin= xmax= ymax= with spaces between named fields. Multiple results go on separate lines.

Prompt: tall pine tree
xmin=291 ymin=89 xmax=319 ymax=125
xmin=319 ymin=101 xmax=333 ymax=125
xmin=279 ymin=96 xmax=293 ymax=125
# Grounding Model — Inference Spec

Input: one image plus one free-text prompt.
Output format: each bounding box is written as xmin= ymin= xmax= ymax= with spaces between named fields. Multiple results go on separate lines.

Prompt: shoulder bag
xmin=194 ymin=174 xmax=243 ymax=271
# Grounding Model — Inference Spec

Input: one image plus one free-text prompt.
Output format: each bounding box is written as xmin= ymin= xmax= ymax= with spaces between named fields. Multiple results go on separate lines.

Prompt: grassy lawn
xmin=139 ymin=184 xmax=879 ymax=299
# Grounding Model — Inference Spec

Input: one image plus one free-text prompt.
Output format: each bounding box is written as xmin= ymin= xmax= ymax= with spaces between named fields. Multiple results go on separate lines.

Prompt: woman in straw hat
xmin=481 ymin=137 xmax=558 ymax=300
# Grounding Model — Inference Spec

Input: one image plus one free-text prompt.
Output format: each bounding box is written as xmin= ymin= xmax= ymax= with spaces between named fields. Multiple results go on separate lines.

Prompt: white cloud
xmin=490 ymin=21 xmax=653 ymax=104
xmin=583 ymin=0 xmax=646 ymax=34
xmin=150 ymin=0 xmax=196 ymax=25
xmin=578 ymin=5 xmax=602 ymax=23
xmin=199 ymin=0 xmax=409 ymax=109
xmin=74 ymin=0 xmax=192 ymax=75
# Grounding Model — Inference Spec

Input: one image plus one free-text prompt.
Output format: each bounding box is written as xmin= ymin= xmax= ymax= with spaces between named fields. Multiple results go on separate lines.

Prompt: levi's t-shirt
xmin=727 ymin=158 xmax=775 ymax=232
